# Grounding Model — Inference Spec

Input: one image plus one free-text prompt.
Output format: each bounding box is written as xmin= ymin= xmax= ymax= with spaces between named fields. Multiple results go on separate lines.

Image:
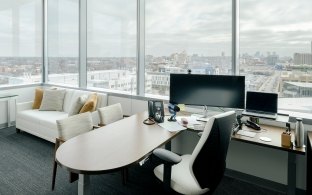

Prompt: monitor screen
xmin=246 ymin=91 xmax=278 ymax=113
xmin=169 ymin=74 xmax=245 ymax=109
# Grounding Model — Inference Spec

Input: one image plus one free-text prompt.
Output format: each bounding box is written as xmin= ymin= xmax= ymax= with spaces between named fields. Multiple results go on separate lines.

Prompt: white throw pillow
xmin=39 ymin=89 xmax=66 ymax=111
xmin=68 ymin=95 xmax=88 ymax=116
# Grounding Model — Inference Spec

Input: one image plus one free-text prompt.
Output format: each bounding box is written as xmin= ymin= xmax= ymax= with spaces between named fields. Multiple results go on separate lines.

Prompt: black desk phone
xmin=147 ymin=100 xmax=164 ymax=123
xmin=245 ymin=120 xmax=261 ymax=130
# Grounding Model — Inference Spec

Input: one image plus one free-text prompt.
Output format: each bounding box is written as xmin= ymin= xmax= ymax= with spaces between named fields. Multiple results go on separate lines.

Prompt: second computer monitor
xmin=246 ymin=91 xmax=278 ymax=113
xmin=170 ymin=74 xmax=245 ymax=109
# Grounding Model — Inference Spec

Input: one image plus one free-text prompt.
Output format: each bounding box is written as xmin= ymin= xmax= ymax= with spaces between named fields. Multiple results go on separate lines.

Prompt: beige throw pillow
xmin=39 ymin=89 xmax=66 ymax=111
xmin=68 ymin=95 xmax=88 ymax=116
xmin=79 ymin=93 xmax=98 ymax=113
xmin=32 ymin=88 xmax=44 ymax=109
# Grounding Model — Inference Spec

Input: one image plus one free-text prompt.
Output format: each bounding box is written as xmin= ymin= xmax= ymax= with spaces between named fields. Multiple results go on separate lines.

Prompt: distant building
xmin=294 ymin=53 xmax=312 ymax=65
xmin=267 ymin=54 xmax=279 ymax=65
xmin=282 ymin=81 xmax=312 ymax=97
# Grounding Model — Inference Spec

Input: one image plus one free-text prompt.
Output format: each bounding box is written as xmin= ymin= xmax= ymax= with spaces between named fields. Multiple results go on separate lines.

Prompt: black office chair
xmin=153 ymin=111 xmax=236 ymax=194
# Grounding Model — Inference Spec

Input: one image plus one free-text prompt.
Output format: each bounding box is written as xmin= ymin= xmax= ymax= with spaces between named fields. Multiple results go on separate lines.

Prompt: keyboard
xmin=242 ymin=110 xmax=277 ymax=120
xmin=237 ymin=130 xmax=256 ymax=138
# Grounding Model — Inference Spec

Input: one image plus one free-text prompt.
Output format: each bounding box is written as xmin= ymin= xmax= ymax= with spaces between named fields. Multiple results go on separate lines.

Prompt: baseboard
xmin=225 ymin=169 xmax=306 ymax=195
xmin=0 ymin=122 xmax=16 ymax=129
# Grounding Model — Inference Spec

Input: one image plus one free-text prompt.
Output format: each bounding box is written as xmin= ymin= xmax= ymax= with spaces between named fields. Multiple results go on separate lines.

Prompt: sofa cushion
xmin=79 ymin=93 xmax=98 ymax=113
xmin=68 ymin=94 xmax=88 ymax=116
xmin=39 ymin=89 xmax=66 ymax=111
xmin=17 ymin=110 xmax=68 ymax=133
xmin=32 ymin=88 xmax=44 ymax=109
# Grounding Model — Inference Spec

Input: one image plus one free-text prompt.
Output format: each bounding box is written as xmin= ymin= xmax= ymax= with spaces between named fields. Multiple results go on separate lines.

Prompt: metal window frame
xmin=79 ymin=0 xmax=87 ymax=88
xmin=232 ymin=0 xmax=239 ymax=75
xmin=43 ymin=0 xmax=48 ymax=83
xmin=137 ymin=0 xmax=145 ymax=96
xmin=42 ymin=0 xmax=239 ymax=95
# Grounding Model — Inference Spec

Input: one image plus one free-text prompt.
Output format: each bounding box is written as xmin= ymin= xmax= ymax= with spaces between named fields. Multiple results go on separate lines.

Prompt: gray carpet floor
xmin=0 ymin=126 xmax=285 ymax=195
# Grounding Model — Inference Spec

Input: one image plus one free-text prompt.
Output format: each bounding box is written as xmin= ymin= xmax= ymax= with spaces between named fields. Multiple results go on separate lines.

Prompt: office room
xmin=0 ymin=0 xmax=311 ymax=194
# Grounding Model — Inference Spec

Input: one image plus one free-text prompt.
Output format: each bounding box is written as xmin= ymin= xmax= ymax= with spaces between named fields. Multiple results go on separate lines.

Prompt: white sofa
xmin=16 ymin=88 xmax=108 ymax=143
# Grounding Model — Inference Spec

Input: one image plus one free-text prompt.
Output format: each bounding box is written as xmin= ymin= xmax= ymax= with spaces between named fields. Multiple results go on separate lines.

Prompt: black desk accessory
xmin=147 ymin=100 xmax=164 ymax=123
xmin=245 ymin=120 xmax=261 ymax=130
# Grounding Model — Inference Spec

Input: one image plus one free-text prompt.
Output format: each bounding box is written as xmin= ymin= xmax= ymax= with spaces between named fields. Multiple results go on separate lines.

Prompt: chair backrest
xmin=189 ymin=111 xmax=236 ymax=191
xmin=56 ymin=112 xmax=93 ymax=141
xmin=98 ymin=103 xmax=123 ymax=126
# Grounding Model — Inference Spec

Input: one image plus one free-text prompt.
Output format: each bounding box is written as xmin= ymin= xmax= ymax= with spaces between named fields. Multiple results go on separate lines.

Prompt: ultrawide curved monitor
xmin=169 ymin=74 xmax=245 ymax=109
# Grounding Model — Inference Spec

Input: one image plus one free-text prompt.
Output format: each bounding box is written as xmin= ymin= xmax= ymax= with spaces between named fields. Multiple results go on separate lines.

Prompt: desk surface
xmin=232 ymin=124 xmax=305 ymax=155
xmin=56 ymin=111 xmax=181 ymax=174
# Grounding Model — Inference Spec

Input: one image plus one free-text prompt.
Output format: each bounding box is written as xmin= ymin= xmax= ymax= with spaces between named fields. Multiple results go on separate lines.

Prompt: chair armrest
xmin=153 ymin=148 xmax=182 ymax=166
xmin=16 ymin=101 xmax=33 ymax=112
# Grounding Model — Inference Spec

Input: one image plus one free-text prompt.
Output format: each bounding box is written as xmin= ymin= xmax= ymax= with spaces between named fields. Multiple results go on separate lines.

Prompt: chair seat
xmin=154 ymin=154 xmax=209 ymax=194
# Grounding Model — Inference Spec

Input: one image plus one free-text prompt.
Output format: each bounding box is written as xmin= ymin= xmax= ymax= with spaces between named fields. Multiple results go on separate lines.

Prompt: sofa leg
xmin=16 ymin=128 xmax=21 ymax=133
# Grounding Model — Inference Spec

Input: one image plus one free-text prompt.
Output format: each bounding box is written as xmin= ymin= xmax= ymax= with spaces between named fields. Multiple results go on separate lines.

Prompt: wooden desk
xmin=307 ymin=132 xmax=312 ymax=194
xmin=56 ymin=111 xmax=182 ymax=195
xmin=232 ymin=124 xmax=305 ymax=195
xmin=232 ymin=125 xmax=305 ymax=154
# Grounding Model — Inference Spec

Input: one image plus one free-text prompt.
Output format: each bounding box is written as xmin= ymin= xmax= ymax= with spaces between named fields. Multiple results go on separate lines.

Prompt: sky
xmin=0 ymin=0 xmax=311 ymax=58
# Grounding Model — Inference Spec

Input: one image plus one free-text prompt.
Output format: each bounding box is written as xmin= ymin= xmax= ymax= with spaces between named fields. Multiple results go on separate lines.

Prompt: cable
xmin=143 ymin=117 xmax=155 ymax=125
xmin=218 ymin=107 xmax=226 ymax=112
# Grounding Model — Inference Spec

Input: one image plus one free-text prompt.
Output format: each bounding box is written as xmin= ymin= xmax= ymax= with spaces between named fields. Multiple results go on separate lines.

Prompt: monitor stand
xmin=191 ymin=106 xmax=210 ymax=121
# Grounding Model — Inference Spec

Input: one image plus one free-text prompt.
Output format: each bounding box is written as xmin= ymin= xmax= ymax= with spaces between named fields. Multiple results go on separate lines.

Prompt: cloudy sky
xmin=0 ymin=0 xmax=311 ymax=57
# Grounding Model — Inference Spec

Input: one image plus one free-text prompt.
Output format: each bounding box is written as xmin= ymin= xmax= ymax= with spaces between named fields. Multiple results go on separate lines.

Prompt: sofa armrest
xmin=17 ymin=101 xmax=33 ymax=112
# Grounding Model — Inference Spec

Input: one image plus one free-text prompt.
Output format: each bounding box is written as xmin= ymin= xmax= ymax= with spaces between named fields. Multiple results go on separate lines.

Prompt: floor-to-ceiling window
xmin=145 ymin=0 xmax=232 ymax=96
xmin=47 ymin=0 xmax=79 ymax=87
xmin=87 ymin=0 xmax=137 ymax=94
xmin=240 ymin=0 xmax=312 ymax=112
xmin=1 ymin=0 xmax=312 ymax=113
xmin=0 ymin=0 xmax=42 ymax=86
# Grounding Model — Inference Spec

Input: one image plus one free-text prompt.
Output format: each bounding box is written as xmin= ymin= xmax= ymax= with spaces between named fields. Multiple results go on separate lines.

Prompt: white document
xmin=158 ymin=120 xmax=187 ymax=132
xmin=176 ymin=116 xmax=202 ymax=126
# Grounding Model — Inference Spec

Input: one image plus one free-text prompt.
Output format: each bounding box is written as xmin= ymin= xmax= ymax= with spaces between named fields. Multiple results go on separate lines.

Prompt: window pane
xmin=145 ymin=0 xmax=232 ymax=96
xmin=0 ymin=0 xmax=42 ymax=86
xmin=47 ymin=0 xmax=79 ymax=87
xmin=87 ymin=0 xmax=137 ymax=94
xmin=240 ymin=0 xmax=312 ymax=112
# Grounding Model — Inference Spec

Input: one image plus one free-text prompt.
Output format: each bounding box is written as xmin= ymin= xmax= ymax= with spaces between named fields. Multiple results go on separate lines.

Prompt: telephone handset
xmin=146 ymin=100 xmax=164 ymax=124
xmin=245 ymin=120 xmax=261 ymax=130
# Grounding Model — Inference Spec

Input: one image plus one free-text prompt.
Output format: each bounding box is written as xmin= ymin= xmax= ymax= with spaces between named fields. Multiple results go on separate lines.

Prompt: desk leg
xmin=287 ymin=152 xmax=296 ymax=195
xmin=165 ymin=141 xmax=171 ymax=151
xmin=78 ymin=174 xmax=90 ymax=195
